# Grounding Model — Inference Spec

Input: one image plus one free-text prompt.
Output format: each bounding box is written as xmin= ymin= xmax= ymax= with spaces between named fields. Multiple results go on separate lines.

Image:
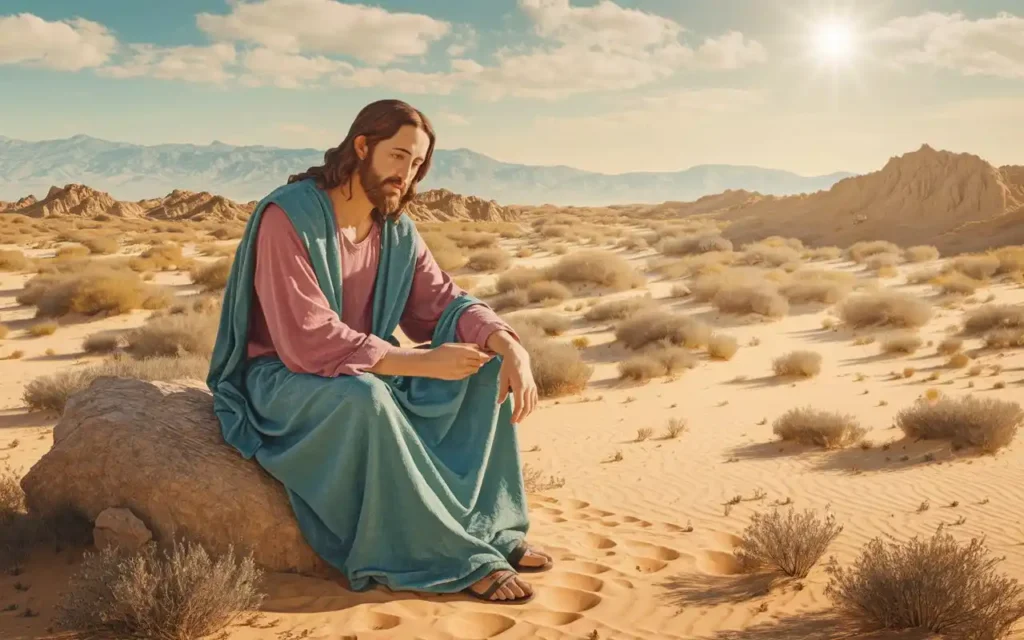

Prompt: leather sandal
xmin=464 ymin=570 xmax=535 ymax=604
xmin=507 ymin=541 xmax=553 ymax=573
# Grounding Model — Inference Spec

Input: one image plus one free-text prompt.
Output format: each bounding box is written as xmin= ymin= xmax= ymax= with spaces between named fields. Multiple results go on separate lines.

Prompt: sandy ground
xmin=2 ymin=237 xmax=1024 ymax=639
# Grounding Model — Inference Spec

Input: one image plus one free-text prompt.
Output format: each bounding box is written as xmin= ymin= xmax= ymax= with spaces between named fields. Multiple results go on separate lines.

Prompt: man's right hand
xmin=422 ymin=343 xmax=493 ymax=380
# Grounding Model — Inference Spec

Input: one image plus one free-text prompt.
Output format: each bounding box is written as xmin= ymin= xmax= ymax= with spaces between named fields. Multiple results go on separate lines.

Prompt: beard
xmin=359 ymin=159 xmax=405 ymax=217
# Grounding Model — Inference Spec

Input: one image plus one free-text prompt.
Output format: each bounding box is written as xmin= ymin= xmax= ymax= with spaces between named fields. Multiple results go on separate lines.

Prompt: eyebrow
xmin=394 ymin=147 xmax=423 ymax=161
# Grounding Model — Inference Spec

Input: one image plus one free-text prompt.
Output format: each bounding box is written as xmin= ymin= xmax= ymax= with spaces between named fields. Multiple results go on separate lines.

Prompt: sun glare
xmin=813 ymin=19 xmax=855 ymax=63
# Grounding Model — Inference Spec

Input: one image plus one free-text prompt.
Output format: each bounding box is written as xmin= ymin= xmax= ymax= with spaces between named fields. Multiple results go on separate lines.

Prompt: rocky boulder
xmin=20 ymin=377 xmax=334 ymax=579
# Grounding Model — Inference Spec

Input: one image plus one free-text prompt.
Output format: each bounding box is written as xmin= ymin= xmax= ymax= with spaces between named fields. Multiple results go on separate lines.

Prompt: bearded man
xmin=207 ymin=99 xmax=549 ymax=604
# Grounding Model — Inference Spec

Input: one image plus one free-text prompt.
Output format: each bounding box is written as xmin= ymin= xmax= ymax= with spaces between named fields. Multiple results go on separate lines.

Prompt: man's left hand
xmin=487 ymin=332 xmax=538 ymax=424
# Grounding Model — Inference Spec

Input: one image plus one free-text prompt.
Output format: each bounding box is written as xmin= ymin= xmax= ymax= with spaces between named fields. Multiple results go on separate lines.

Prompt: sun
xmin=812 ymin=18 xmax=855 ymax=63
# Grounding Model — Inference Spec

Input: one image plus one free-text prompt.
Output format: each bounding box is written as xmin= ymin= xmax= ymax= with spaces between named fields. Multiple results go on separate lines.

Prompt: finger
xmin=497 ymin=370 xmax=510 ymax=404
xmin=513 ymin=382 xmax=526 ymax=424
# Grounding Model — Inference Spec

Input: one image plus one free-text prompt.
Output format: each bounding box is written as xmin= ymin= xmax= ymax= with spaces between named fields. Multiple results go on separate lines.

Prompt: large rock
xmin=20 ymin=377 xmax=334 ymax=578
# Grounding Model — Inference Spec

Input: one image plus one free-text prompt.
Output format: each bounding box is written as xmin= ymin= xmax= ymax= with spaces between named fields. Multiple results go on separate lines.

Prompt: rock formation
xmin=405 ymin=188 xmax=517 ymax=222
xmin=18 ymin=184 xmax=145 ymax=218
xmin=20 ymin=377 xmax=334 ymax=578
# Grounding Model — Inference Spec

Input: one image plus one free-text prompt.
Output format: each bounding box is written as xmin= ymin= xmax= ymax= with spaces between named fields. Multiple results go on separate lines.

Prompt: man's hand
xmin=488 ymin=331 xmax=538 ymax=424
xmin=423 ymin=343 xmax=493 ymax=380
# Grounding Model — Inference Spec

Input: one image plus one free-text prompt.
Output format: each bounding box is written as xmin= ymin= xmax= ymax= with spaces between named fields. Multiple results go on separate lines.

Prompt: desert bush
xmin=618 ymin=346 xmax=698 ymax=382
xmin=446 ymin=230 xmax=498 ymax=250
xmin=712 ymin=282 xmax=789 ymax=318
xmin=739 ymin=243 xmax=801 ymax=267
xmin=583 ymin=296 xmax=657 ymax=322
xmin=19 ymin=268 xmax=174 ymax=318
xmin=984 ymin=328 xmax=1024 ymax=349
xmin=83 ymin=333 xmax=122 ymax=354
xmin=54 ymin=539 xmax=264 ymax=640
xmin=904 ymin=245 xmax=940 ymax=262
xmin=514 ymin=312 xmax=570 ymax=337
xmin=527 ymin=280 xmax=572 ymax=305
xmin=838 ymin=292 xmax=933 ymax=329
xmin=196 ymin=243 xmax=237 ymax=257
xmin=658 ymin=233 xmax=733 ymax=256
xmin=544 ymin=250 xmax=645 ymax=292
xmin=950 ymin=255 xmax=1000 ymax=281
xmin=707 ymin=334 xmax=739 ymax=360
xmin=466 ymin=248 xmax=512 ymax=273
xmin=772 ymin=351 xmax=823 ymax=378
xmin=55 ymin=244 xmax=91 ymax=261
xmin=0 ymin=249 xmax=30 ymax=271
xmin=615 ymin=309 xmax=712 ymax=350
xmin=80 ymin=236 xmax=119 ymax=255
xmin=779 ymin=279 xmax=851 ymax=305
xmin=23 ymin=354 xmax=209 ymax=413
xmin=495 ymin=267 xmax=544 ymax=293
xmin=937 ymin=337 xmax=963 ymax=355
xmin=847 ymin=241 xmax=900 ymax=263
xmin=992 ymin=246 xmax=1024 ymax=275
xmin=935 ymin=272 xmax=983 ymax=295
xmin=906 ymin=268 xmax=941 ymax=285
xmin=948 ymin=353 xmax=971 ymax=368
xmin=669 ymin=283 xmax=691 ymax=298
xmin=125 ymin=310 xmax=219 ymax=358
xmin=489 ymin=290 xmax=529 ymax=312
xmin=880 ymin=333 xmax=923 ymax=354
xmin=690 ymin=267 xmax=762 ymax=302
xmin=962 ymin=304 xmax=1024 ymax=335
xmin=0 ymin=323 xmax=7 ymax=339
xmin=208 ymin=225 xmax=245 ymax=240
xmin=28 ymin=320 xmax=58 ymax=337
xmin=737 ymin=507 xmax=843 ymax=578
xmin=895 ymin=395 xmax=1023 ymax=453
xmin=129 ymin=243 xmax=194 ymax=272
xmin=825 ymin=528 xmax=1024 ymax=639
xmin=514 ymin=325 xmax=593 ymax=398
xmin=521 ymin=463 xmax=566 ymax=493
xmin=804 ymin=246 xmax=843 ymax=261
xmin=189 ymin=258 xmax=232 ymax=292
xmin=773 ymin=407 xmax=865 ymax=448
xmin=618 ymin=235 xmax=648 ymax=251
xmin=865 ymin=253 xmax=900 ymax=271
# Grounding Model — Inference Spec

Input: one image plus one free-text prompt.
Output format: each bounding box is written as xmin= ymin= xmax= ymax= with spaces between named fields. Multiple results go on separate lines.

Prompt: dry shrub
xmin=669 ymin=283 xmax=691 ymax=298
xmin=825 ymin=528 xmax=1024 ymax=639
xmin=125 ymin=310 xmax=219 ymax=358
xmin=83 ymin=333 xmax=122 ymax=354
xmin=907 ymin=268 xmax=941 ymax=285
xmin=514 ymin=312 xmax=570 ymax=337
xmin=773 ymin=407 xmax=865 ymax=448
xmin=0 ymin=323 xmax=7 ymax=339
xmin=713 ymin=282 xmax=789 ymax=318
xmin=865 ymin=253 xmax=900 ymax=271
xmin=737 ymin=507 xmax=843 ymax=578
xmin=936 ymin=271 xmax=984 ymax=295
xmin=905 ymin=245 xmax=940 ymax=262
xmin=847 ymin=241 xmax=901 ymax=263
xmin=962 ymin=304 xmax=1024 ymax=335
xmin=691 ymin=267 xmax=761 ymax=302
xmin=761 ymin=236 xmax=805 ymax=251
xmin=950 ymin=254 xmax=1000 ymax=281
xmin=739 ymin=243 xmax=801 ymax=267
xmin=129 ymin=243 xmax=194 ymax=272
xmin=658 ymin=233 xmax=732 ymax=256
xmin=209 ymin=225 xmax=245 ymax=240
xmin=23 ymin=354 xmax=209 ymax=413
xmin=895 ymin=395 xmax=1023 ymax=453
xmin=521 ymin=464 xmax=566 ymax=493
xmin=466 ymin=247 xmax=512 ymax=272
xmin=772 ymin=351 xmax=823 ymax=378
xmin=543 ymin=250 xmax=644 ymax=292
xmin=189 ymin=258 xmax=232 ymax=292
xmin=937 ymin=337 xmax=963 ymax=355
xmin=527 ymin=280 xmax=572 ymax=305
xmin=81 ymin=236 xmax=119 ymax=255
xmin=447 ymin=230 xmax=498 ymax=249
xmin=618 ymin=235 xmax=648 ymax=251
xmin=838 ymin=292 xmax=933 ymax=329
xmin=804 ymin=246 xmax=843 ymax=261
xmin=780 ymin=278 xmax=852 ymax=305
xmin=55 ymin=244 xmax=91 ymax=261
xmin=196 ymin=243 xmax=237 ymax=257
xmin=489 ymin=290 xmax=528 ymax=312
xmin=992 ymin=246 xmax=1024 ymax=276
xmin=707 ymin=334 xmax=739 ymax=360
xmin=513 ymin=324 xmax=593 ymax=398
xmin=583 ymin=296 xmax=657 ymax=322
xmin=19 ymin=268 xmax=175 ymax=318
xmin=0 ymin=249 xmax=30 ymax=272
xmin=615 ymin=309 xmax=712 ymax=350
xmin=54 ymin=539 xmax=264 ymax=640
xmin=985 ymin=328 xmax=1024 ymax=349
xmin=948 ymin=353 xmax=971 ymax=368
xmin=618 ymin=346 xmax=697 ymax=381
xmin=880 ymin=333 xmax=923 ymax=354
xmin=28 ymin=320 xmax=58 ymax=337
xmin=495 ymin=267 xmax=544 ymax=294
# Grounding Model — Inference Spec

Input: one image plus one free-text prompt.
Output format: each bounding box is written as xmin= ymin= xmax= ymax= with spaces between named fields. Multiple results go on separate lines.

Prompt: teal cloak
xmin=206 ymin=178 xmax=529 ymax=593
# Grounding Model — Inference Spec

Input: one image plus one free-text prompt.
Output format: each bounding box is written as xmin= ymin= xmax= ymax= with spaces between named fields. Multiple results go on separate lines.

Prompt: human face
xmin=360 ymin=124 xmax=430 ymax=216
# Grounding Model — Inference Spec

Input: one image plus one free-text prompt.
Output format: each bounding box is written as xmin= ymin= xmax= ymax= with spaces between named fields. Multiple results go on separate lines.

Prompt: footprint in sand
xmin=442 ymin=612 xmax=516 ymax=639
xmin=695 ymin=549 xmax=744 ymax=576
xmin=535 ymin=586 xmax=604 ymax=613
xmin=557 ymin=560 xmax=612 ymax=575
xmin=622 ymin=540 xmax=682 ymax=561
xmin=559 ymin=498 xmax=590 ymax=510
xmin=347 ymin=610 xmax=402 ymax=631
xmin=706 ymin=531 xmax=745 ymax=549
xmin=542 ymin=571 xmax=605 ymax=593
xmin=621 ymin=515 xmax=653 ymax=528
xmin=520 ymin=611 xmax=583 ymax=627
xmin=582 ymin=532 xmax=617 ymax=549
xmin=631 ymin=557 xmax=669 ymax=574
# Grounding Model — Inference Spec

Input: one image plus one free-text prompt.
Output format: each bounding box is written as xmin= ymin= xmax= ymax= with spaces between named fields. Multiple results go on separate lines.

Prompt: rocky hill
xmin=404 ymin=188 xmax=516 ymax=222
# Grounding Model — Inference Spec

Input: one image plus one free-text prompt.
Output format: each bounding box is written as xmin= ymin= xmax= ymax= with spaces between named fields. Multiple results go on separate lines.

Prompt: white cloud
xmin=445 ymin=25 xmax=478 ymax=57
xmin=870 ymin=11 xmax=1024 ymax=78
xmin=0 ymin=13 xmax=117 ymax=71
xmin=98 ymin=43 xmax=237 ymax=84
xmin=197 ymin=0 xmax=450 ymax=65
xmin=519 ymin=0 xmax=682 ymax=52
xmin=436 ymin=111 xmax=470 ymax=126
xmin=332 ymin=66 xmax=462 ymax=95
xmin=239 ymin=47 xmax=346 ymax=88
xmin=694 ymin=31 xmax=767 ymax=70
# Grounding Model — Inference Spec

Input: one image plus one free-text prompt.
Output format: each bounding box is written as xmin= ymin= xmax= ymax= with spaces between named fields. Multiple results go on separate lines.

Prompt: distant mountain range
xmin=0 ymin=134 xmax=854 ymax=206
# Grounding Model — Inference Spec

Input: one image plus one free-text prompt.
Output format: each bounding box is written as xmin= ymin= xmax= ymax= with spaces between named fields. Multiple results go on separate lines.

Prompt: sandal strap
xmin=479 ymin=571 xmax=516 ymax=600
xmin=507 ymin=542 xmax=528 ymax=566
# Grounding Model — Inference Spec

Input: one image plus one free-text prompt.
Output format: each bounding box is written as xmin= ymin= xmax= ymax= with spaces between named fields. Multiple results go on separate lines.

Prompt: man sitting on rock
xmin=206 ymin=99 xmax=550 ymax=605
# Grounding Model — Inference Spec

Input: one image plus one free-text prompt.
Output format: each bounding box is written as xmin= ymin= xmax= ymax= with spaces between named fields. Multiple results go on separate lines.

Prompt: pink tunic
xmin=246 ymin=203 xmax=514 ymax=377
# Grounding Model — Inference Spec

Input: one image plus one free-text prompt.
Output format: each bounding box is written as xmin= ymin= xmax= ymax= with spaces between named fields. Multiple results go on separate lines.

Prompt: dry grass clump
xmin=738 ymin=243 xmax=801 ymax=267
xmin=937 ymin=337 xmax=963 ymax=355
xmin=208 ymin=225 xmax=245 ymax=240
xmin=905 ymin=245 xmax=940 ymax=262
xmin=962 ymin=304 xmax=1024 ymax=335
xmin=196 ymin=243 xmax=237 ymax=257
xmin=773 ymin=407 xmax=865 ymax=448
xmin=618 ymin=235 xmax=648 ymax=251
xmin=737 ymin=507 xmax=843 ymax=578
xmin=521 ymin=463 xmax=566 ymax=493
xmin=895 ymin=395 xmax=1023 ymax=453
xmin=950 ymin=254 xmax=1000 ymax=281
xmin=825 ymin=528 xmax=1024 ymax=639
xmin=80 ymin=236 xmax=120 ymax=255
xmin=23 ymin=354 xmax=209 ymax=413
xmin=707 ymin=334 xmax=739 ymax=360
xmin=489 ymin=290 xmax=529 ymax=312
xmin=0 ymin=249 xmax=31 ymax=272
xmin=618 ymin=346 xmax=698 ymax=381
xmin=935 ymin=271 xmax=984 ymax=295
xmin=28 ymin=320 xmax=59 ymax=337
xmin=420 ymin=232 xmax=468 ymax=271
xmin=125 ymin=309 xmax=219 ymax=358
xmin=772 ymin=351 xmax=823 ymax=378
xmin=991 ymin=246 xmax=1024 ymax=276
xmin=129 ymin=243 xmax=195 ymax=272
xmin=615 ymin=309 xmax=712 ymax=350
xmin=984 ymin=328 xmax=1024 ymax=349
xmin=947 ymin=353 xmax=971 ymax=368
xmin=466 ymin=247 xmax=512 ymax=273
xmin=18 ymin=268 xmax=175 ymax=318
xmin=83 ymin=332 xmax=122 ymax=354
xmin=906 ymin=268 xmax=941 ymax=285
xmin=543 ymin=250 xmax=645 ymax=292
xmin=0 ymin=323 xmax=8 ymax=339
xmin=527 ymin=280 xmax=571 ymax=305
xmin=838 ymin=291 xmax=933 ymax=329
xmin=445 ymin=230 xmax=498 ymax=250
xmin=865 ymin=253 xmax=901 ymax=271
xmin=513 ymin=312 xmax=570 ymax=337
xmin=55 ymin=244 xmax=91 ymax=261
xmin=512 ymin=323 xmax=593 ymax=398
xmin=779 ymin=277 xmax=852 ymax=305
xmin=847 ymin=241 xmax=901 ymax=263
xmin=690 ymin=267 xmax=761 ymax=302
xmin=713 ymin=282 xmax=789 ymax=318
xmin=54 ymin=539 xmax=264 ymax=640
xmin=804 ymin=246 xmax=843 ymax=261
xmin=880 ymin=333 xmax=923 ymax=354
xmin=658 ymin=233 xmax=733 ymax=256
xmin=495 ymin=267 xmax=544 ymax=294
xmin=189 ymin=258 xmax=232 ymax=292
xmin=583 ymin=296 xmax=657 ymax=322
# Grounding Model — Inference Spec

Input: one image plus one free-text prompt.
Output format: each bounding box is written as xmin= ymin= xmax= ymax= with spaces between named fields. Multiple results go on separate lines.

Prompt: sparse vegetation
xmin=825 ymin=528 xmax=1024 ymax=639
xmin=618 ymin=346 xmax=698 ymax=381
xmin=615 ymin=309 xmax=712 ymax=350
xmin=18 ymin=268 xmax=175 ymax=318
xmin=583 ymin=296 xmax=657 ymax=322
xmin=527 ymin=280 xmax=572 ymax=305
xmin=838 ymin=291 xmax=933 ymax=329
xmin=544 ymin=250 xmax=645 ymax=292
xmin=466 ymin=247 xmax=512 ymax=272
xmin=896 ymin=395 xmax=1023 ymax=453
xmin=773 ymin=407 xmax=866 ymax=448
xmin=847 ymin=241 xmax=900 ymax=263
xmin=0 ymin=249 xmax=31 ymax=272
xmin=125 ymin=309 xmax=219 ymax=358
xmin=28 ymin=321 xmax=58 ymax=337
xmin=713 ymin=282 xmax=789 ymax=318
xmin=962 ymin=304 xmax=1024 ymax=335
xmin=737 ymin=507 xmax=843 ymax=578
xmin=707 ymin=334 xmax=739 ymax=360
xmin=512 ymin=322 xmax=593 ymax=398
xmin=937 ymin=337 xmax=963 ymax=355
xmin=905 ymin=245 xmax=940 ymax=262
xmin=189 ymin=258 xmax=232 ymax=292
xmin=880 ymin=333 xmax=923 ymax=354
xmin=521 ymin=463 xmax=565 ymax=493
xmin=514 ymin=312 xmax=570 ymax=337
xmin=772 ymin=351 xmax=823 ymax=378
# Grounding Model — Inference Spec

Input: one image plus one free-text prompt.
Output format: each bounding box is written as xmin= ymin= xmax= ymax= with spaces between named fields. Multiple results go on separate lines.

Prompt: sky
xmin=1 ymin=0 xmax=1023 ymax=176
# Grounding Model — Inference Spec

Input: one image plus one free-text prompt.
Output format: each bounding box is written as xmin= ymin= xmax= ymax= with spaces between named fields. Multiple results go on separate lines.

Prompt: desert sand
xmin=2 ymin=221 xmax=1024 ymax=640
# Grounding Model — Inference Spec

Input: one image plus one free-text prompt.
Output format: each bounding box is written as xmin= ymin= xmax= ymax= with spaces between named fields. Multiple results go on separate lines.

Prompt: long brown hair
xmin=288 ymin=99 xmax=436 ymax=217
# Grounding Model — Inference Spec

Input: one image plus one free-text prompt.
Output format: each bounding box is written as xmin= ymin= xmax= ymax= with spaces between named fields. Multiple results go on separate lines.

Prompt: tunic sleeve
xmin=253 ymin=204 xmax=392 ymax=376
xmin=399 ymin=231 xmax=519 ymax=349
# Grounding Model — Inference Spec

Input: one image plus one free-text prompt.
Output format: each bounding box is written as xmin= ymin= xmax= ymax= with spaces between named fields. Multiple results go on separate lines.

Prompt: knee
xmin=342 ymin=373 xmax=393 ymax=411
